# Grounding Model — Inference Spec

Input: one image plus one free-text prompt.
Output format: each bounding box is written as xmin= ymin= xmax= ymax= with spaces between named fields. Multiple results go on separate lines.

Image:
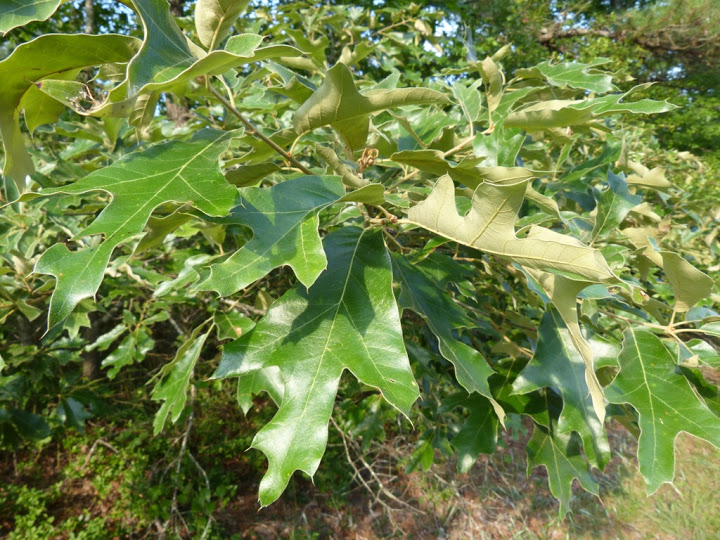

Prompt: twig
xmin=206 ymin=82 xmax=313 ymax=175
xmin=82 ymin=439 xmax=119 ymax=469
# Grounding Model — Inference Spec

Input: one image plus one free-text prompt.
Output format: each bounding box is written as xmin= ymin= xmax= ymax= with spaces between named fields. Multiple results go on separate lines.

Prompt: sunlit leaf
xmin=26 ymin=129 xmax=238 ymax=328
xmin=293 ymin=63 xmax=448 ymax=151
xmin=604 ymin=328 xmax=720 ymax=493
xmin=198 ymin=175 xmax=346 ymax=296
xmin=215 ymin=228 xmax=418 ymax=506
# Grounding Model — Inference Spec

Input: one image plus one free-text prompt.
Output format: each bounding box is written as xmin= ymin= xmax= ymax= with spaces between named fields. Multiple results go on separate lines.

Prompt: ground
xmin=2 ymin=391 xmax=719 ymax=539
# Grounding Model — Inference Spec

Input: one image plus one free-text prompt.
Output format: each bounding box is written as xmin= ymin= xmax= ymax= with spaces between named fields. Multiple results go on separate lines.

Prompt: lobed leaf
xmin=293 ymin=63 xmax=448 ymax=151
xmin=604 ymin=328 xmax=720 ymax=493
xmin=197 ymin=175 xmax=347 ymax=296
xmin=408 ymin=175 xmax=616 ymax=282
xmin=513 ymin=309 xmax=611 ymax=469
xmin=215 ymin=228 xmax=419 ymax=506
xmin=526 ymin=426 xmax=599 ymax=516
xmin=26 ymin=129 xmax=239 ymax=329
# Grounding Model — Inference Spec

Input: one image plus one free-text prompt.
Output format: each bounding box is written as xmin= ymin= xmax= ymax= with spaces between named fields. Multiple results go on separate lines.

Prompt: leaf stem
xmin=206 ymin=81 xmax=313 ymax=175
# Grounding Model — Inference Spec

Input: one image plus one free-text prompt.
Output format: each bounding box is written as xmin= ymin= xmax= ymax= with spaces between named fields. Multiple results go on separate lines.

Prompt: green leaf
xmin=57 ymin=397 xmax=92 ymax=431
xmin=152 ymin=326 xmax=210 ymax=435
xmin=472 ymin=126 xmax=524 ymax=167
xmin=0 ymin=0 xmax=62 ymax=34
xmin=513 ymin=309 xmax=611 ymax=469
xmin=27 ymin=129 xmax=238 ymax=328
xmin=45 ymin=1 xmax=299 ymax=117
xmin=477 ymin=56 xmax=504 ymax=119
xmin=591 ymin=170 xmax=642 ymax=241
xmin=452 ymin=79 xmax=483 ymax=125
xmin=293 ymin=63 xmax=448 ymax=151
xmin=0 ymin=353 xmax=5 ymax=375
xmin=197 ymin=175 xmax=346 ymax=296
xmin=237 ymin=367 xmax=284 ymax=415
xmin=225 ymin=162 xmax=281 ymax=187
xmin=526 ymin=426 xmax=599 ymax=517
xmin=215 ymin=228 xmax=418 ymax=506
xmin=515 ymin=59 xmax=617 ymax=94
xmin=390 ymin=149 xmax=485 ymax=186
xmin=315 ymin=146 xmax=369 ymax=189
xmin=660 ymin=251 xmax=714 ymax=313
xmin=526 ymin=271 xmax=607 ymax=426
xmin=604 ymin=328 xmax=720 ymax=493
xmin=214 ymin=310 xmax=255 ymax=341
xmin=451 ymin=394 xmax=499 ymax=474
xmin=392 ymin=254 xmax=499 ymax=408
xmin=195 ymin=0 xmax=251 ymax=50
xmin=0 ymin=34 xmax=139 ymax=192
xmin=102 ymin=330 xmax=155 ymax=379
xmin=408 ymin=175 xmax=615 ymax=282
xmin=504 ymin=84 xmax=678 ymax=131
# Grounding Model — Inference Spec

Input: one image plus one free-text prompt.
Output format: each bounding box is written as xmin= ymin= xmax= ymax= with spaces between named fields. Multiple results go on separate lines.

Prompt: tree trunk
xmin=168 ymin=0 xmax=184 ymax=17
xmin=84 ymin=0 xmax=95 ymax=34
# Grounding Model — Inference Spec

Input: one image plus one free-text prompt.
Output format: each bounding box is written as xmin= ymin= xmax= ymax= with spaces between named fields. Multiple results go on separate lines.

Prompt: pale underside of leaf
xmin=407 ymin=175 xmax=615 ymax=283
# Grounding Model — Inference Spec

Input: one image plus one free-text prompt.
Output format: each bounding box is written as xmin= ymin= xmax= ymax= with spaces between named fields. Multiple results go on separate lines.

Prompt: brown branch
xmin=206 ymin=83 xmax=313 ymax=175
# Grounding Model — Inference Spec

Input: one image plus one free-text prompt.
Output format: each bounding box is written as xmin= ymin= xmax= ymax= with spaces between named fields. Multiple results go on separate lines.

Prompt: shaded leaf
xmin=513 ymin=309 xmax=611 ymax=469
xmin=451 ymin=394 xmax=499 ymax=473
xmin=526 ymin=426 xmax=599 ymax=517
xmin=102 ymin=330 xmax=155 ymax=379
xmin=152 ymin=326 xmax=210 ymax=435
xmin=392 ymin=254 xmax=498 ymax=407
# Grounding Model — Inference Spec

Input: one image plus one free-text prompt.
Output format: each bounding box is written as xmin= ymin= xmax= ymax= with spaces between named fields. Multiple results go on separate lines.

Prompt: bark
xmin=168 ymin=0 xmax=185 ymax=17
xmin=84 ymin=0 xmax=95 ymax=34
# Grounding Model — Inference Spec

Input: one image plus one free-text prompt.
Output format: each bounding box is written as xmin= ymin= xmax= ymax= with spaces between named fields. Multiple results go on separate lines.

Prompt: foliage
xmin=1 ymin=0 xmax=718 ymax=523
